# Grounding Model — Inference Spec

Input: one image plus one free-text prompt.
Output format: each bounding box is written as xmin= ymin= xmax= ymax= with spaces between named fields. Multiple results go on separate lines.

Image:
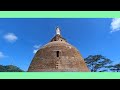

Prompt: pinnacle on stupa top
xmin=56 ymin=27 xmax=61 ymax=35
xmin=50 ymin=27 xmax=67 ymax=42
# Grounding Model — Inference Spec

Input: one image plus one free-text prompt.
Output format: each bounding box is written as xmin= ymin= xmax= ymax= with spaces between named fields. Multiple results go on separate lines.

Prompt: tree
xmin=84 ymin=55 xmax=112 ymax=72
xmin=107 ymin=63 xmax=120 ymax=72
xmin=0 ymin=65 xmax=7 ymax=72
xmin=0 ymin=65 xmax=24 ymax=72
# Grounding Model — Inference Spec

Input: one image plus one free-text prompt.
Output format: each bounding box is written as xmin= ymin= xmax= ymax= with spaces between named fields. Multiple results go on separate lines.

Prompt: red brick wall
xmin=28 ymin=41 xmax=90 ymax=72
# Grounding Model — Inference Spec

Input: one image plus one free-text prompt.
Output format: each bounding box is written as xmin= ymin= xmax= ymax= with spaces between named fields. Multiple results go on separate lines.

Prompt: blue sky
xmin=0 ymin=18 xmax=120 ymax=71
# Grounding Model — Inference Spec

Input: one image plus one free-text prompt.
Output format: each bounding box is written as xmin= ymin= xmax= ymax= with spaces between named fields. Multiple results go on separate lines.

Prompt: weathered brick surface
xmin=28 ymin=39 xmax=90 ymax=72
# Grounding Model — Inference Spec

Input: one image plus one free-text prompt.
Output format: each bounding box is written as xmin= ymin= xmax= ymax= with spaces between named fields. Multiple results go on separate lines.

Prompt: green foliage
xmin=106 ymin=63 xmax=120 ymax=72
xmin=0 ymin=65 xmax=7 ymax=72
xmin=84 ymin=55 xmax=112 ymax=72
xmin=0 ymin=65 xmax=24 ymax=72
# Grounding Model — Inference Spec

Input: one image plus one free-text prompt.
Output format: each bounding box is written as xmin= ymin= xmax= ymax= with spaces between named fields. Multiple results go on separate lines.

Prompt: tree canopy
xmin=0 ymin=65 xmax=24 ymax=72
xmin=106 ymin=63 xmax=120 ymax=72
xmin=84 ymin=55 xmax=112 ymax=72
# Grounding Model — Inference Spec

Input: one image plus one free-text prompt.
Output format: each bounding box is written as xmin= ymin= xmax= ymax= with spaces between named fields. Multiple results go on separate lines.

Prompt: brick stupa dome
xmin=28 ymin=27 xmax=89 ymax=72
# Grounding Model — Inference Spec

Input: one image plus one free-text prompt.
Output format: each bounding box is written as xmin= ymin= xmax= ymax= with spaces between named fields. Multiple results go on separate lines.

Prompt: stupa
xmin=28 ymin=27 xmax=89 ymax=72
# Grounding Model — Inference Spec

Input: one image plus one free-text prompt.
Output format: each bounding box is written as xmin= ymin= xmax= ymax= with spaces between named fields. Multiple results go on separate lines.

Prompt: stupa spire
xmin=56 ymin=27 xmax=61 ymax=35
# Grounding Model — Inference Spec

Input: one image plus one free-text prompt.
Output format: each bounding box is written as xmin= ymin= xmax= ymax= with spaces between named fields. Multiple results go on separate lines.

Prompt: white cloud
xmin=33 ymin=49 xmax=38 ymax=54
xmin=110 ymin=18 xmax=120 ymax=33
xmin=0 ymin=52 xmax=6 ymax=59
xmin=3 ymin=33 xmax=18 ymax=42
xmin=33 ymin=44 xmax=41 ymax=49
xmin=33 ymin=44 xmax=41 ymax=54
